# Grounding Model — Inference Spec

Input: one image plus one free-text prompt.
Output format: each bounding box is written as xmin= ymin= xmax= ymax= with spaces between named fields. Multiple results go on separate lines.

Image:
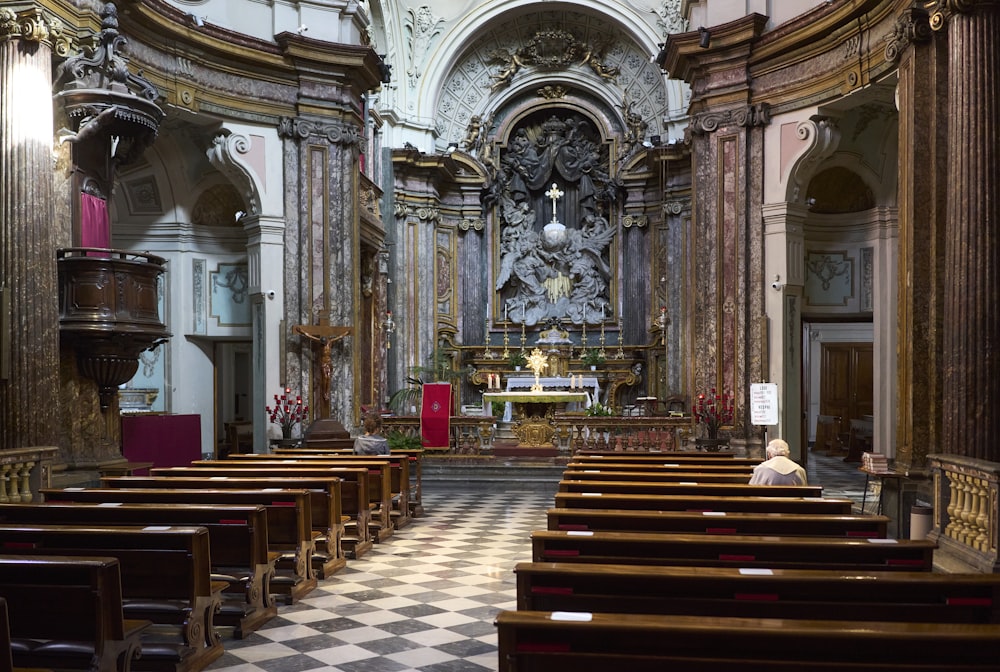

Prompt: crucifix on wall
xmin=292 ymin=323 xmax=352 ymax=416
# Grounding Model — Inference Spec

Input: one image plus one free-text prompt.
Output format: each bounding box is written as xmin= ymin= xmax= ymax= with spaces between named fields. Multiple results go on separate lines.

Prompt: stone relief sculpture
xmin=405 ymin=5 xmax=445 ymax=88
xmin=490 ymin=114 xmax=619 ymax=327
xmin=487 ymin=30 xmax=619 ymax=92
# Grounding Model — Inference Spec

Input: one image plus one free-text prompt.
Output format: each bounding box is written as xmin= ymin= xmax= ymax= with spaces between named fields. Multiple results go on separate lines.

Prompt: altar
xmin=483 ymin=389 xmax=590 ymax=449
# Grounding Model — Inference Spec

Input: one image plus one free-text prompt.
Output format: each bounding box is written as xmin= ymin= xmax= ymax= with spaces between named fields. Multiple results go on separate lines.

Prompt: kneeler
xmin=420 ymin=382 xmax=452 ymax=449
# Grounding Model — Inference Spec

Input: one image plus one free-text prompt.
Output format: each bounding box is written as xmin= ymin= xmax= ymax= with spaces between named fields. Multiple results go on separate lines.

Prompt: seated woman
xmin=749 ymin=438 xmax=807 ymax=485
xmin=354 ymin=414 xmax=389 ymax=455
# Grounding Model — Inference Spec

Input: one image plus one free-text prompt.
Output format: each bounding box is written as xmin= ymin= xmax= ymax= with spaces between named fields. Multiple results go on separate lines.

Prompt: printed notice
xmin=750 ymin=383 xmax=779 ymax=426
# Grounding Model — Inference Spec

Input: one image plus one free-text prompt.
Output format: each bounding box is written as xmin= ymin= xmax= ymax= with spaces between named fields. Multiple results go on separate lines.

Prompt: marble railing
xmin=0 ymin=446 xmax=58 ymax=503
xmin=381 ymin=415 xmax=693 ymax=455
xmin=927 ymin=453 xmax=1000 ymax=573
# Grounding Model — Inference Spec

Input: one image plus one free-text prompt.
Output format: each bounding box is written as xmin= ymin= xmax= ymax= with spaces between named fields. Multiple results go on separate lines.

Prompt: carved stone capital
xmin=929 ymin=0 xmax=981 ymax=31
xmin=690 ymin=103 xmax=770 ymax=135
xmin=278 ymin=116 xmax=362 ymax=147
xmin=458 ymin=217 xmax=484 ymax=232
xmin=622 ymin=214 xmax=648 ymax=228
xmin=0 ymin=6 xmax=72 ymax=56
xmin=886 ymin=7 xmax=933 ymax=61
xmin=393 ymin=201 xmax=441 ymax=223
xmin=207 ymin=131 xmax=260 ymax=215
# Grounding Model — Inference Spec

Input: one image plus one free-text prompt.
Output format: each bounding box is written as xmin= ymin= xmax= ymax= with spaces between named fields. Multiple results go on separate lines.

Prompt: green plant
xmin=508 ymin=350 xmax=527 ymax=368
xmin=386 ymin=430 xmax=423 ymax=450
xmin=491 ymin=401 xmax=505 ymax=417
xmin=581 ymin=348 xmax=605 ymax=367
xmin=388 ymin=347 xmax=464 ymax=415
xmin=586 ymin=401 xmax=615 ymax=416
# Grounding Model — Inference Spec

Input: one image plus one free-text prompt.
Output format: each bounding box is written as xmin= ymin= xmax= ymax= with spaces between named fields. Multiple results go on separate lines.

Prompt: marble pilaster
xmin=0 ymin=7 xmax=61 ymax=450
xmin=934 ymin=1 xmax=1000 ymax=462
xmin=890 ymin=7 xmax=944 ymax=472
xmin=279 ymin=116 xmax=362 ymax=428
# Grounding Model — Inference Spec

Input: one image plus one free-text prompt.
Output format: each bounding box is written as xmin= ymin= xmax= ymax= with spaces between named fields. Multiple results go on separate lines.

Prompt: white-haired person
xmin=749 ymin=438 xmax=808 ymax=485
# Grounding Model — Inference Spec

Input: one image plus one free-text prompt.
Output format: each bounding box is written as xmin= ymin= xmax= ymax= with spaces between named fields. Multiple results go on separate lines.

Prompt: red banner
xmin=420 ymin=382 xmax=451 ymax=449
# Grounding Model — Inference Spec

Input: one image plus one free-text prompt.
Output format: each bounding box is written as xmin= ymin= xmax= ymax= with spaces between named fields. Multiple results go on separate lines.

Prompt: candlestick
xmin=615 ymin=318 xmax=625 ymax=359
xmin=502 ymin=321 xmax=510 ymax=359
xmin=599 ymin=315 xmax=607 ymax=359
xmin=483 ymin=318 xmax=496 ymax=359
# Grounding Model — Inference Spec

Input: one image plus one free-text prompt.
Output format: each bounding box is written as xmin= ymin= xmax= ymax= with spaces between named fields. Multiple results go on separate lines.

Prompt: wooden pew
xmin=554 ymin=491 xmax=853 ymax=514
xmin=0 ymin=555 xmax=150 ymax=672
xmin=554 ymin=491 xmax=854 ymax=514
xmin=128 ymin=468 xmax=376 ymax=553
xmin=562 ymin=469 xmax=753 ymax=483
xmin=570 ymin=453 xmax=760 ymax=467
xmin=101 ymin=473 xmax=369 ymax=564
xmin=557 ymin=479 xmax=822 ymax=498
xmin=516 ymin=562 xmax=1000 ymax=623
xmin=274 ymin=447 xmax=425 ymax=517
xmin=216 ymin=454 xmax=414 ymax=529
xmin=182 ymin=459 xmax=402 ymax=537
xmin=530 ymin=529 xmax=936 ymax=571
xmin=0 ymin=502 xmax=277 ymax=638
xmin=494 ymin=610 xmax=1000 ymax=671
xmin=0 ymin=597 xmax=10 ymax=672
xmin=0 ymin=524 xmax=224 ymax=672
xmin=41 ymin=488 xmax=321 ymax=598
xmin=564 ymin=460 xmax=756 ymax=474
xmin=547 ymin=508 xmax=890 ymax=538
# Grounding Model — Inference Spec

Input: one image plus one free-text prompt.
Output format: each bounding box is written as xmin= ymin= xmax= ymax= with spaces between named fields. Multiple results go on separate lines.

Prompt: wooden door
xmin=819 ymin=343 xmax=874 ymax=452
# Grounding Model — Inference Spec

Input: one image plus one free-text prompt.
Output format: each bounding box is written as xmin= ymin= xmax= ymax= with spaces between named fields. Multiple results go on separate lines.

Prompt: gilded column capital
xmin=885 ymin=7 xmax=932 ymax=61
xmin=690 ymin=103 xmax=770 ymax=135
xmin=277 ymin=116 xmax=362 ymax=147
xmin=928 ymin=0 xmax=997 ymax=31
xmin=0 ymin=6 xmax=72 ymax=56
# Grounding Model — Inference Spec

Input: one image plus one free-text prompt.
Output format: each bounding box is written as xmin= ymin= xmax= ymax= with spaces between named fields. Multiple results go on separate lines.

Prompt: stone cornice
xmin=660 ymin=13 xmax=768 ymax=84
xmin=277 ymin=117 xmax=362 ymax=147
xmin=689 ymin=103 xmax=771 ymax=135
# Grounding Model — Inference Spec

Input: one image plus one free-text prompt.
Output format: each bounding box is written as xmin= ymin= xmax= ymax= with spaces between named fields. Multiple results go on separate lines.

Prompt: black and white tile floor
xmin=205 ymin=453 xmax=869 ymax=672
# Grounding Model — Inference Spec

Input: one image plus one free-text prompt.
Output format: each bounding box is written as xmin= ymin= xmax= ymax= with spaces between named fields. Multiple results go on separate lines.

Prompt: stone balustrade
xmin=0 ymin=447 xmax=58 ymax=503
xmin=927 ymin=453 xmax=999 ymax=573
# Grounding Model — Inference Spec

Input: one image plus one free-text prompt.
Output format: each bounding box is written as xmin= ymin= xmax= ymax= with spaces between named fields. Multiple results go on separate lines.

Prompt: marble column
xmin=888 ymin=7 xmax=944 ymax=471
xmin=0 ymin=8 xmax=61 ymax=450
xmin=933 ymin=1 xmax=1000 ymax=462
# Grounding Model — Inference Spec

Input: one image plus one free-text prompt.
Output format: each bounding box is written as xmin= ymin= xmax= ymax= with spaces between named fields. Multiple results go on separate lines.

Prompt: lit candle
xmin=504 ymin=304 xmax=508 ymax=322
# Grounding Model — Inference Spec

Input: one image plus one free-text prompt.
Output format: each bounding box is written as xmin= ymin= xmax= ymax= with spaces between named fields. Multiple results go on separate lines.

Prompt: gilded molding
xmin=277 ymin=116 xmax=361 ymax=147
xmin=663 ymin=198 xmax=687 ymax=216
xmin=885 ymin=7 xmax=932 ymax=61
xmin=0 ymin=6 xmax=72 ymax=56
xmin=690 ymin=103 xmax=770 ymax=135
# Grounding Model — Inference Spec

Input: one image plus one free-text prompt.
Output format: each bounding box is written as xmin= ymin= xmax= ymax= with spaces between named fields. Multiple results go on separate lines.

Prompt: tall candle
xmin=504 ymin=304 xmax=508 ymax=322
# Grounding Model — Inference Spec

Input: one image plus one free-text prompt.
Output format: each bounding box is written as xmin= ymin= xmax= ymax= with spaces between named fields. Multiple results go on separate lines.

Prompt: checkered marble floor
xmin=205 ymin=485 xmax=556 ymax=672
xmin=205 ymin=457 xmax=867 ymax=672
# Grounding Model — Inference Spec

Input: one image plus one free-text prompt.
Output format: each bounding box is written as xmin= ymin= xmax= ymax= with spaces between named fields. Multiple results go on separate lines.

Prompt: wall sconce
xmin=382 ymin=310 xmax=396 ymax=349
xmin=698 ymin=27 xmax=712 ymax=49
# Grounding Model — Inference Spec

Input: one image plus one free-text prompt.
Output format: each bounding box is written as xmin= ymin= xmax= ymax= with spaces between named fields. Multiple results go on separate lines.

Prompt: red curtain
xmin=420 ymin=382 xmax=452 ymax=449
xmin=81 ymin=193 xmax=110 ymax=255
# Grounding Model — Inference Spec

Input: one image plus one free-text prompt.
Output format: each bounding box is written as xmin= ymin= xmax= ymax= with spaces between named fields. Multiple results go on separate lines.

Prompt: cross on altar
xmin=292 ymin=323 xmax=352 ymax=414
xmin=545 ymin=182 xmax=563 ymax=222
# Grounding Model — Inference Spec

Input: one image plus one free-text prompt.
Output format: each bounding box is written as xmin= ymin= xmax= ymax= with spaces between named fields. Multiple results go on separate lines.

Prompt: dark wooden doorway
xmin=818 ymin=342 xmax=873 ymax=457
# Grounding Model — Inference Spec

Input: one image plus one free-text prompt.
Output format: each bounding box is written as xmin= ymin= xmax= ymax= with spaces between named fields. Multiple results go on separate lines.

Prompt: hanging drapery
xmin=81 ymin=192 xmax=110 ymax=255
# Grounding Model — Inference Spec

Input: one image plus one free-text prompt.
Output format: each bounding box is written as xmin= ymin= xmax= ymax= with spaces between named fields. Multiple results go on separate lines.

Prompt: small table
xmin=483 ymin=390 xmax=590 ymax=448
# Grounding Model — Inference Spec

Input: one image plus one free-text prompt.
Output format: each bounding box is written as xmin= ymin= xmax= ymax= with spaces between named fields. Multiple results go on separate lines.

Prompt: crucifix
xmin=292 ymin=322 xmax=352 ymax=416
xmin=545 ymin=182 xmax=563 ymax=223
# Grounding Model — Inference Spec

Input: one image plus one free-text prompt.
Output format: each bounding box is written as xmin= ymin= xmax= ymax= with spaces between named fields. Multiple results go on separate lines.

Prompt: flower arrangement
xmin=586 ymin=401 xmax=615 ymax=417
xmin=692 ymin=388 xmax=734 ymax=439
xmin=266 ymin=387 xmax=308 ymax=438
xmin=508 ymin=350 xmax=527 ymax=368
xmin=581 ymin=348 xmax=605 ymax=367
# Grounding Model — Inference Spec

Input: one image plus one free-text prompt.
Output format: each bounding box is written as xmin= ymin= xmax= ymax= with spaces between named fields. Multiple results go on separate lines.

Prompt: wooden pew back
xmin=0 ymin=554 xmax=149 ymax=672
xmin=558 ymin=479 xmax=822 ymax=497
xmin=495 ymin=610 xmax=1000 ymax=671
xmin=552 ymin=492 xmax=853 ymax=514
xmin=530 ymin=529 xmax=936 ymax=571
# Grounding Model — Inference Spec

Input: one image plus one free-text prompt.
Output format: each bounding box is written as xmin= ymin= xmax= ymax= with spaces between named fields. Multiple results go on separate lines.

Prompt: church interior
xmin=2 ymin=0 xmax=1000 ymax=669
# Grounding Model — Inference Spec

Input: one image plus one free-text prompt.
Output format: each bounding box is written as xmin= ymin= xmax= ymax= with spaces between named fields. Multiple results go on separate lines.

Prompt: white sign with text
xmin=750 ymin=383 xmax=779 ymax=426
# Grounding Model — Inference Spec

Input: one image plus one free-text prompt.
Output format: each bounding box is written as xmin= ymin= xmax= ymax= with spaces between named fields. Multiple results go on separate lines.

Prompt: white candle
xmin=504 ymin=304 xmax=508 ymax=322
